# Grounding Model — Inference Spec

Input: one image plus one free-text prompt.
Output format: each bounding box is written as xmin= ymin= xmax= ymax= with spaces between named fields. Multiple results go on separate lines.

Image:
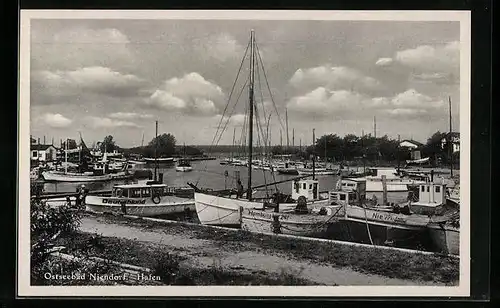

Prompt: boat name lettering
xmin=371 ymin=212 xmax=406 ymax=224
xmin=102 ymin=199 xmax=147 ymax=205
xmin=247 ymin=210 xmax=289 ymax=220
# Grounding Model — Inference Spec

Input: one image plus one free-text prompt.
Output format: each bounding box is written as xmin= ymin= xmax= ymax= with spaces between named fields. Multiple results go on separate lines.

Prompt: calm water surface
xmin=43 ymin=159 xmax=408 ymax=203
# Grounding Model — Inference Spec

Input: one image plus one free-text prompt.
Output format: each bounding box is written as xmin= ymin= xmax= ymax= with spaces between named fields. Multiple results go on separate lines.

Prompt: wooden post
xmin=381 ymin=175 xmax=387 ymax=206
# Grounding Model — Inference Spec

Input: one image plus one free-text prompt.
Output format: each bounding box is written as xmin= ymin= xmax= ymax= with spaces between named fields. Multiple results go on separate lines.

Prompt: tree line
xmin=270 ymin=131 xmax=458 ymax=166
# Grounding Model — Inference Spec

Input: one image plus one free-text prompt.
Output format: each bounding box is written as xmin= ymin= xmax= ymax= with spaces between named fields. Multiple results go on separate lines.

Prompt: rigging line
xmin=210 ymin=39 xmax=251 ymax=149
xmin=214 ymin=74 xmax=250 ymax=147
xmin=255 ymin=42 xmax=286 ymax=132
xmin=255 ymin=57 xmax=268 ymax=127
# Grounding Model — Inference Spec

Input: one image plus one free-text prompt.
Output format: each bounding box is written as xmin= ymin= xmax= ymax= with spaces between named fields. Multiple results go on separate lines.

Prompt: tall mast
xmin=397 ymin=134 xmax=401 ymax=172
xmin=286 ymin=108 xmax=289 ymax=150
xmin=154 ymin=120 xmax=158 ymax=181
xmin=292 ymin=128 xmax=295 ymax=147
xmin=312 ymin=128 xmax=316 ymax=180
xmin=449 ymin=96 xmax=453 ymax=177
xmin=65 ymin=138 xmax=68 ymax=174
xmin=374 ymin=116 xmax=377 ymax=139
xmin=141 ymin=132 xmax=144 ymax=147
xmin=231 ymin=126 xmax=236 ymax=161
xmin=247 ymin=29 xmax=255 ymax=200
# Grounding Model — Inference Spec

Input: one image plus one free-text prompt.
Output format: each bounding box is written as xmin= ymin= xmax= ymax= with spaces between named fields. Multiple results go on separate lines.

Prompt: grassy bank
xmin=41 ymin=231 xmax=319 ymax=286
xmin=92 ymin=213 xmax=459 ymax=285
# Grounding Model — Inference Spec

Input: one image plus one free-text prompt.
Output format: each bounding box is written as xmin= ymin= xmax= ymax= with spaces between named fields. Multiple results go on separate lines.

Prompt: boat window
xmin=421 ymin=186 xmax=425 ymax=192
xmin=427 ymin=186 xmax=430 ymax=192
xmin=141 ymin=188 xmax=151 ymax=197
xmin=309 ymin=184 xmax=312 ymax=189
xmin=294 ymin=182 xmax=299 ymax=193
xmin=116 ymin=188 xmax=123 ymax=198
xmin=339 ymin=194 xmax=346 ymax=201
xmin=130 ymin=189 xmax=141 ymax=198
xmin=435 ymin=186 xmax=441 ymax=193
xmin=152 ymin=187 xmax=163 ymax=197
xmin=303 ymin=183 xmax=306 ymax=189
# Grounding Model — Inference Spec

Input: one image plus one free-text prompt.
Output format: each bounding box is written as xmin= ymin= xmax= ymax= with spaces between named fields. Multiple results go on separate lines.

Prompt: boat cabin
xmin=292 ymin=179 xmax=319 ymax=201
xmin=177 ymin=159 xmax=191 ymax=167
xmin=328 ymin=190 xmax=360 ymax=206
xmin=337 ymin=178 xmax=367 ymax=195
xmin=93 ymin=161 xmax=108 ymax=175
xmin=111 ymin=183 xmax=176 ymax=199
xmin=410 ymin=182 xmax=446 ymax=215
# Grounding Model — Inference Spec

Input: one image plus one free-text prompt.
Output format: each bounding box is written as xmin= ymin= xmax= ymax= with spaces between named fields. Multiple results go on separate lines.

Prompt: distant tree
xmin=148 ymin=133 xmax=176 ymax=157
xmin=100 ymin=135 xmax=117 ymax=153
xmin=422 ymin=131 xmax=447 ymax=165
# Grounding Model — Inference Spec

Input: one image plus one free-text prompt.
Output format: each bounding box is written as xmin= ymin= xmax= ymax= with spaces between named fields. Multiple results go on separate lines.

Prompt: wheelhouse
xmin=111 ymin=184 xmax=177 ymax=198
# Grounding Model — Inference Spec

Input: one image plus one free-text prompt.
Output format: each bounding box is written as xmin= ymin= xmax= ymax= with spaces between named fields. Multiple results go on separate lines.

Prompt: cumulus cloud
xmin=375 ymin=58 xmax=393 ymax=66
xmin=32 ymin=66 xmax=146 ymax=104
xmin=395 ymin=41 xmax=459 ymax=73
xmin=286 ymin=87 xmax=445 ymax=120
xmin=289 ymin=65 xmax=383 ymax=94
xmin=39 ymin=113 xmax=73 ymax=128
xmin=31 ymin=27 xmax=134 ymax=70
xmin=145 ymin=72 xmax=224 ymax=115
xmin=194 ymin=33 xmax=245 ymax=62
xmin=85 ymin=116 xmax=140 ymax=128
xmin=108 ymin=112 xmax=153 ymax=120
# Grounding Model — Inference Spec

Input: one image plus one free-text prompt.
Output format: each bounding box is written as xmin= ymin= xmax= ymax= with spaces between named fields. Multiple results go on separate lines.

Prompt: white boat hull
xmin=85 ymin=195 xmax=195 ymax=217
xmin=176 ymin=166 xmax=193 ymax=172
xmin=194 ymin=192 xmax=264 ymax=226
xmin=241 ymin=207 xmax=341 ymax=237
xmin=42 ymin=171 xmax=111 ymax=182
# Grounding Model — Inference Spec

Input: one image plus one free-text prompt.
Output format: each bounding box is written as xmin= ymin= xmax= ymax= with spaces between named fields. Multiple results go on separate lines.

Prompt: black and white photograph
xmin=18 ymin=10 xmax=471 ymax=297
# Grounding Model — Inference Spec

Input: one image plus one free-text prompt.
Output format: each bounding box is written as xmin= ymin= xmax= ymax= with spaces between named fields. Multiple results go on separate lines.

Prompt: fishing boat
xmin=176 ymin=144 xmax=194 ymax=172
xmin=240 ymin=177 xmax=341 ymax=237
xmin=85 ymin=180 xmax=195 ymax=216
xmin=194 ymin=31 xmax=328 ymax=227
xmin=328 ymin=175 xmax=459 ymax=249
xmin=276 ymin=161 xmax=304 ymax=175
xmin=176 ymin=158 xmax=193 ymax=172
xmin=41 ymin=137 xmax=132 ymax=182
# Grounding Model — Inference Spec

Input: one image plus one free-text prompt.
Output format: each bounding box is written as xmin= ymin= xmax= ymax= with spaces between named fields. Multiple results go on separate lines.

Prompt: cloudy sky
xmin=30 ymin=18 xmax=460 ymax=148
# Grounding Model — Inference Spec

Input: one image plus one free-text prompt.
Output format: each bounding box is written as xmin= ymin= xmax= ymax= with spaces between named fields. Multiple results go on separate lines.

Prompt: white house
xmin=441 ymin=132 xmax=460 ymax=153
xmin=31 ymin=144 xmax=58 ymax=162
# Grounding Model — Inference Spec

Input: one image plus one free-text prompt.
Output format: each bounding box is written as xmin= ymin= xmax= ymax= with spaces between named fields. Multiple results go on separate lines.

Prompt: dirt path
xmin=79 ymin=215 xmax=443 ymax=286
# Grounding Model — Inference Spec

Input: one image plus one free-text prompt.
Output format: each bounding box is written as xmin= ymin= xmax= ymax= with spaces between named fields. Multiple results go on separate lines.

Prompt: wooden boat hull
xmin=194 ymin=192 xmax=263 ymax=226
xmin=428 ymin=224 xmax=459 ymax=255
xmin=194 ymin=192 xmax=330 ymax=227
xmin=42 ymin=171 xmax=131 ymax=182
xmin=85 ymin=195 xmax=195 ymax=217
xmin=327 ymin=205 xmax=432 ymax=246
xmin=241 ymin=207 xmax=341 ymax=237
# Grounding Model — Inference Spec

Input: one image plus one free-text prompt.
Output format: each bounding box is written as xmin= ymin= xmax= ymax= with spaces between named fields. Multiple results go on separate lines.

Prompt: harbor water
xmin=42 ymin=159 xmax=409 ymax=204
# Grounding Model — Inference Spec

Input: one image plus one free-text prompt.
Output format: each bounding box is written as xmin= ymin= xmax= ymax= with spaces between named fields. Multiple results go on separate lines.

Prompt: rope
xmin=254 ymin=43 xmax=286 ymax=132
xmin=210 ymin=39 xmax=251 ymax=148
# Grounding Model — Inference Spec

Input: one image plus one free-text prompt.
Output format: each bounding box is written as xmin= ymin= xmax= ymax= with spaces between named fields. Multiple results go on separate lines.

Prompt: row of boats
xmin=42 ymin=165 xmax=458 ymax=255
xmin=220 ymin=158 xmax=362 ymax=176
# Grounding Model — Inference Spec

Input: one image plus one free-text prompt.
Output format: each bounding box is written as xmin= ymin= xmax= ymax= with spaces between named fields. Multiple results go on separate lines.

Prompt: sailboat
xmin=176 ymin=143 xmax=193 ymax=172
xmin=193 ymin=30 xmax=335 ymax=227
xmin=86 ymin=121 xmax=196 ymax=216
xmin=42 ymin=136 xmax=131 ymax=182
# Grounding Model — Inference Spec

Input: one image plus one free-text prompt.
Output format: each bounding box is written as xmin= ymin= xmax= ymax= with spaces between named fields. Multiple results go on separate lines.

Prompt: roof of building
xmin=31 ymin=144 xmax=56 ymax=151
xmin=400 ymin=139 xmax=424 ymax=147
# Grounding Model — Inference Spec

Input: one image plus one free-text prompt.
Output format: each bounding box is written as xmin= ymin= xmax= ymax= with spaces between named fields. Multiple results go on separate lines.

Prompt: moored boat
xmin=176 ymin=158 xmax=193 ymax=172
xmin=86 ymin=180 xmax=195 ymax=216
xmin=41 ymin=170 xmax=131 ymax=182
